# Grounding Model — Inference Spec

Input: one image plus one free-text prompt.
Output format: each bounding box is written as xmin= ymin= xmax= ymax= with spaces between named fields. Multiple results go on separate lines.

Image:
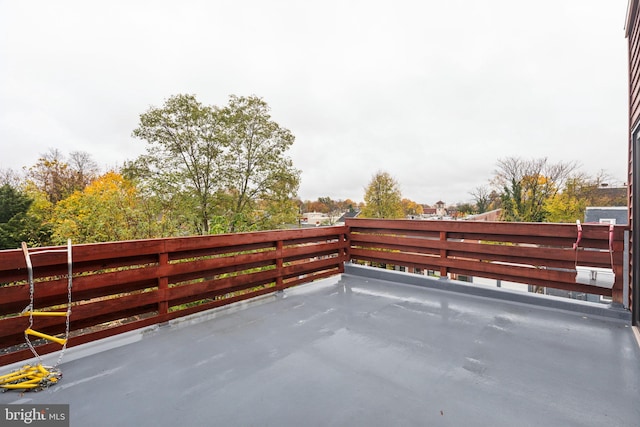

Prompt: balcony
xmin=1 ymin=219 xmax=638 ymax=426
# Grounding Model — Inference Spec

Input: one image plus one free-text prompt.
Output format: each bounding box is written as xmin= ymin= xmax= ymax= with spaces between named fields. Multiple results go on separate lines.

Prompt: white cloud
xmin=0 ymin=0 xmax=629 ymax=204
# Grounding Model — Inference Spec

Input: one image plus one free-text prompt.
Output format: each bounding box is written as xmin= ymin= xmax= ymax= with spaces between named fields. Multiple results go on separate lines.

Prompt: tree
xmin=470 ymin=186 xmax=491 ymax=213
xmin=0 ymin=184 xmax=51 ymax=249
xmin=51 ymin=172 xmax=152 ymax=244
xmin=544 ymin=172 xmax=626 ymax=223
xmin=254 ymin=171 xmax=301 ymax=230
xmin=132 ymin=94 xmax=223 ymax=235
xmin=0 ymin=184 xmax=33 ymax=249
xmin=362 ymin=171 xmax=404 ymax=219
xmin=26 ymin=149 xmax=98 ymax=204
xmin=131 ymin=94 xmax=300 ymax=235
xmin=304 ymin=199 xmax=327 ymax=213
xmin=68 ymin=150 xmax=100 ymax=189
xmin=218 ymin=95 xmax=300 ymax=232
xmin=456 ymin=202 xmax=475 ymax=216
xmin=402 ymin=198 xmax=424 ymax=217
xmin=343 ymin=199 xmax=357 ymax=211
xmin=317 ymin=197 xmax=336 ymax=214
xmin=0 ymin=168 xmax=23 ymax=187
xmin=122 ymin=155 xmax=198 ymax=236
xmin=544 ymin=181 xmax=588 ymax=223
xmin=304 ymin=197 xmax=342 ymax=214
xmin=494 ymin=157 xmax=577 ymax=222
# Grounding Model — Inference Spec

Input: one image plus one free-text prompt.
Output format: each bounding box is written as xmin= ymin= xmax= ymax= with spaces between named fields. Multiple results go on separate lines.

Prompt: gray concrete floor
xmin=2 ymin=269 xmax=639 ymax=426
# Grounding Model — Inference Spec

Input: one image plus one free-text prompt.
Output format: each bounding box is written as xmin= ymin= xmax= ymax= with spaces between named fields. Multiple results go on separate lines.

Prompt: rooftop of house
xmin=336 ymin=209 xmax=360 ymax=223
xmin=585 ymin=206 xmax=629 ymax=225
xmin=592 ymin=186 xmax=627 ymax=201
xmin=2 ymin=264 xmax=638 ymax=426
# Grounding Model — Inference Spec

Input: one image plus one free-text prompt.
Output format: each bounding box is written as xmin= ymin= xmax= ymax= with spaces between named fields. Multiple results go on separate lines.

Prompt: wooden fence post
xmin=158 ymin=252 xmax=169 ymax=316
xmin=276 ymin=240 xmax=284 ymax=290
xmin=439 ymin=231 xmax=448 ymax=278
xmin=340 ymin=232 xmax=348 ymax=273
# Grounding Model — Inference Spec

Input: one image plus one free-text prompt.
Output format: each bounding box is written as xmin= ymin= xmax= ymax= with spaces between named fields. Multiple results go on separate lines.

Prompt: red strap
xmin=609 ymin=224 xmax=615 ymax=273
xmin=608 ymin=224 xmax=614 ymax=252
xmin=572 ymin=220 xmax=582 ymax=250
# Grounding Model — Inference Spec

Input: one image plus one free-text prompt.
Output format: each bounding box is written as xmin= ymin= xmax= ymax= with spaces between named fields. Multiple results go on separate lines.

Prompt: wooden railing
xmin=0 ymin=219 xmax=630 ymax=366
xmin=0 ymin=227 xmax=348 ymax=365
xmin=347 ymin=218 xmax=627 ymax=304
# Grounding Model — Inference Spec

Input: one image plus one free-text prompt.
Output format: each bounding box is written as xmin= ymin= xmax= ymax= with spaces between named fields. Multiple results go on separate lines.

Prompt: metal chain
xmin=1 ymin=242 xmax=72 ymax=392
xmin=55 ymin=239 xmax=72 ymax=367
xmin=21 ymin=242 xmax=41 ymax=363
xmin=20 ymin=240 xmax=73 ymax=370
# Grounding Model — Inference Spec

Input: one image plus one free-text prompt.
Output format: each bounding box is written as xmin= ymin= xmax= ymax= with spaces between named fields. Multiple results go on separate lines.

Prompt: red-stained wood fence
xmin=0 ymin=227 xmax=348 ymax=366
xmin=347 ymin=218 xmax=628 ymax=304
xmin=0 ymin=220 xmax=630 ymax=366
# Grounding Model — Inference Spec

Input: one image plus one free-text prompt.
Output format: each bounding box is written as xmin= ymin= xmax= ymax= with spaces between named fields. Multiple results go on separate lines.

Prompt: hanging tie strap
xmin=608 ymin=224 xmax=615 ymax=274
xmin=573 ymin=220 xmax=582 ymax=270
xmin=572 ymin=220 xmax=582 ymax=250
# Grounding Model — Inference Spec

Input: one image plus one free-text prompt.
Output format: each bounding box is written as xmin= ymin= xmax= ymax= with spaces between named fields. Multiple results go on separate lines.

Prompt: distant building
xmin=300 ymin=212 xmax=332 ymax=226
xmin=421 ymin=206 xmax=436 ymax=216
xmin=418 ymin=201 xmax=456 ymax=220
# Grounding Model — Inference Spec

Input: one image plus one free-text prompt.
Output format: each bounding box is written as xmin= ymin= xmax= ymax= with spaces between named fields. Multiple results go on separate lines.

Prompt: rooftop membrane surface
xmin=2 ymin=266 xmax=639 ymax=426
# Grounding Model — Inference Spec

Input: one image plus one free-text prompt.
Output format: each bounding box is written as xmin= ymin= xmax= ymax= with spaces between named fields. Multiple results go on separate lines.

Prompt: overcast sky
xmin=0 ymin=0 xmax=630 ymax=205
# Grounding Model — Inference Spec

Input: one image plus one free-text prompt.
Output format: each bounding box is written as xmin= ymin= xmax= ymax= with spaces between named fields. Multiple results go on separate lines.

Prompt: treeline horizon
xmin=0 ymin=93 xmax=627 ymax=250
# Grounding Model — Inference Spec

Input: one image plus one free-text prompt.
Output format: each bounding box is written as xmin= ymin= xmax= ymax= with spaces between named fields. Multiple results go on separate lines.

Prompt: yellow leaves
xmin=401 ymin=198 xmax=424 ymax=216
xmin=83 ymin=172 xmax=130 ymax=197
xmin=544 ymin=188 xmax=588 ymax=223
xmin=362 ymin=171 xmax=404 ymax=219
xmin=51 ymin=172 xmax=142 ymax=244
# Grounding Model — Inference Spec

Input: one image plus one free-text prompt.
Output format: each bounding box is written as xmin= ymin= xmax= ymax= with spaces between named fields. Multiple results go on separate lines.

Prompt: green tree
xmin=21 ymin=184 xmax=54 ymax=246
xmin=255 ymin=171 xmax=301 ymax=230
xmin=132 ymin=94 xmax=223 ymax=235
xmin=131 ymin=94 xmax=300 ymax=234
xmin=218 ymin=95 xmax=300 ymax=232
xmin=362 ymin=171 xmax=404 ymax=219
xmin=0 ymin=184 xmax=51 ymax=249
xmin=0 ymin=184 xmax=33 ymax=249
xmin=123 ymin=154 xmax=202 ymax=236
xmin=455 ymin=202 xmax=475 ymax=216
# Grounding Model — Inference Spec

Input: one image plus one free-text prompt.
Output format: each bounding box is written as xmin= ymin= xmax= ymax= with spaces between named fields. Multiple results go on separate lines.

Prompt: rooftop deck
xmin=2 ymin=265 xmax=638 ymax=426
